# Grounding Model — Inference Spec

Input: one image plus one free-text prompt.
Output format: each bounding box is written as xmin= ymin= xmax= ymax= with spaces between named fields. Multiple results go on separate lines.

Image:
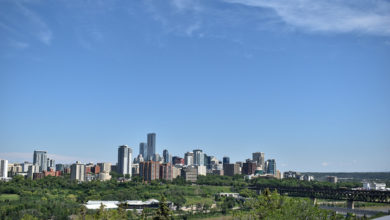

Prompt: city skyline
xmin=1 ymin=1 xmax=389 ymax=172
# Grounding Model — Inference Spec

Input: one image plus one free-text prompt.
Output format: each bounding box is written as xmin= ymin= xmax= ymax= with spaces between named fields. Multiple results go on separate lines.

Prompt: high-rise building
xmin=223 ymin=156 xmax=230 ymax=164
xmin=242 ymin=162 xmax=257 ymax=175
xmin=70 ymin=161 xmax=85 ymax=182
xmin=47 ymin=158 xmax=55 ymax=171
xmin=147 ymin=133 xmax=156 ymax=160
xmin=163 ymin=149 xmax=171 ymax=164
xmin=160 ymin=163 xmax=173 ymax=181
xmin=139 ymin=142 xmax=147 ymax=158
xmin=184 ymin=152 xmax=194 ymax=165
xmin=139 ymin=161 xmax=160 ymax=181
xmin=204 ymin=154 xmax=212 ymax=169
xmin=21 ymin=162 xmax=32 ymax=173
xmin=33 ymin=150 xmax=48 ymax=172
xmin=117 ymin=145 xmax=133 ymax=177
xmin=252 ymin=152 xmax=265 ymax=169
xmin=266 ymin=159 xmax=276 ymax=175
xmin=193 ymin=149 xmax=204 ymax=166
xmin=0 ymin=159 xmax=8 ymax=179
xmin=27 ymin=164 xmax=40 ymax=179
xmin=223 ymin=163 xmax=240 ymax=176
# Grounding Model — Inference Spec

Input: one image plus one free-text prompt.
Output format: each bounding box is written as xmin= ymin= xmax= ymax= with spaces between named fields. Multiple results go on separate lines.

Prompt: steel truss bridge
xmin=248 ymin=186 xmax=390 ymax=206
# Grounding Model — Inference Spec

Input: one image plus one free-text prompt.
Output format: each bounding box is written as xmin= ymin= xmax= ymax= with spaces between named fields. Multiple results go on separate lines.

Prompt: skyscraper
xmin=47 ymin=158 xmax=55 ymax=171
xmin=223 ymin=156 xmax=230 ymax=164
xmin=33 ymin=150 xmax=47 ymax=172
xmin=0 ymin=159 xmax=8 ymax=179
xmin=266 ymin=159 xmax=276 ymax=175
xmin=184 ymin=152 xmax=194 ymax=165
xmin=163 ymin=149 xmax=171 ymax=164
xmin=147 ymin=133 xmax=156 ymax=160
xmin=252 ymin=152 xmax=265 ymax=169
xmin=193 ymin=149 xmax=204 ymax=166
xmin=70 ymin=161 xmax=85 ymax=182
xmin=117 ymin=145 xmax=133 ymax=177
xmin=139 ymin=142 xmax=147 ymax=158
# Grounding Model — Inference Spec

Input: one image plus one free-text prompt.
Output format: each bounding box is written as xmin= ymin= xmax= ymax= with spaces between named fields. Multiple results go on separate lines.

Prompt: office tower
xmin=266 ymin=159 xmax=276 ymax=175
xmin=56 ymin=164 xmax=65 ymax=172
xmin=163 ymin=149 xmax=171 ymax=164
xmin=223 ymin=156 xmax=230 ymax=164
xmin=223 ymin=163 xmax=240 ymax=176
xmin=27 ymin=164 xmax=40 ymax=179
xmin=21 ymin=162 xmax=32 ymax=173
xmin=33 ymin=150 xmax=48 ymax=172
xmin=47 ymin=158 xmax=55 ymax=171
xmin=139 ymin=161 xmax=160 ymax=181
xmin=193 ymin=149 xmax=204 ymax=166
xmin=152 ymin=153 xmax=162 ymax=162
xmin=204 ymin=154 xmax=211 ymax=169
xmin=242 ymin=162 xmax=257 ymax=175
xmin=139 ymin=142 xmax=147 ymax=158
xmin=70 ymin=161 xmax=85 ymax=182
xmin=184 ymin=152 xmax=194 ymax=165
xmin=147 ymin=133 xmax=156 ymax=160
xmin=0 ymin=159 xmax=8 ymax=179
xmin=252 ymin=152 xmax=265 ymax=169
xmin=117 ymin=145 xmax=133 ymax=177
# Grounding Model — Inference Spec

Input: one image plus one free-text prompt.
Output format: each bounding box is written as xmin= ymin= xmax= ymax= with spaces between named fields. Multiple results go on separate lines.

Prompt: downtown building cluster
xmin=0 ymin=132 xmax=283 ymax=182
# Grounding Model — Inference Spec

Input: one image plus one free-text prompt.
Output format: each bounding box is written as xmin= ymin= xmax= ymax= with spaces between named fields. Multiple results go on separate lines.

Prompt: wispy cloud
xmin=9 ymin=40 xmax=29 ymax=49
xmin=224 ymin=0 xmax=390 ymax=36
xmin=15 ymin=2 xmax=53 ymax=45
xmin=321 ymin=162 xmax=329 ymax=167
xmin=0 ymin=1 xmax=53 ymax=47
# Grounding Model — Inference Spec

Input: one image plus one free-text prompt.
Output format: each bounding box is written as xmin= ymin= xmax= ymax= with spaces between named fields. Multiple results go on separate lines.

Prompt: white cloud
xmin=321 ymin=162 xmax=329 ymax=167
xmin=224 ymin=0 xmax=390 ymax=36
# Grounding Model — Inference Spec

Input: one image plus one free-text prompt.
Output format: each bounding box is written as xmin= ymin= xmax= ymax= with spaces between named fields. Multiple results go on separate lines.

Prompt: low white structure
xmin=363 ymin=182 xmax=387 ymax=191
xmin=85 ymin=199 xmax=161 ymax=210
xmin=85 ymin=201 xmax=119 ymax=210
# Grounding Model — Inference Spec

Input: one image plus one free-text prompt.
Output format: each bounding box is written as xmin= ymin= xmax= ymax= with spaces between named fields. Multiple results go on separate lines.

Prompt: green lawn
xmin=0 ymin=194 xmax=20 ymax=201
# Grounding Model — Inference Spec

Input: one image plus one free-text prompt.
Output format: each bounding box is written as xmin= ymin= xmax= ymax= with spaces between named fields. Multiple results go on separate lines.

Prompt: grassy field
xmin=0 ymin=194 xmax=20 ymax=201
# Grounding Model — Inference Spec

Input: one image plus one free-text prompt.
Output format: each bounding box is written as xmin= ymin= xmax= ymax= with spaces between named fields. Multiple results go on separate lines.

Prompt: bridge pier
xmin=347 ymin=200 xmax=355 ymax=209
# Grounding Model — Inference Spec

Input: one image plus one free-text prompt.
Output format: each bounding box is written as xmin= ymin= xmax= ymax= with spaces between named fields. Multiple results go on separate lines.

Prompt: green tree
xmin=154 ymin=195 xmax=172 ymax=220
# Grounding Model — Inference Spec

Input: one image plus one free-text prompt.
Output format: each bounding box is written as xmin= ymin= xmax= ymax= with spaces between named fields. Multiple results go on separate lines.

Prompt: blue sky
xmin=0 ymin=0 xmax=389 ymax=172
